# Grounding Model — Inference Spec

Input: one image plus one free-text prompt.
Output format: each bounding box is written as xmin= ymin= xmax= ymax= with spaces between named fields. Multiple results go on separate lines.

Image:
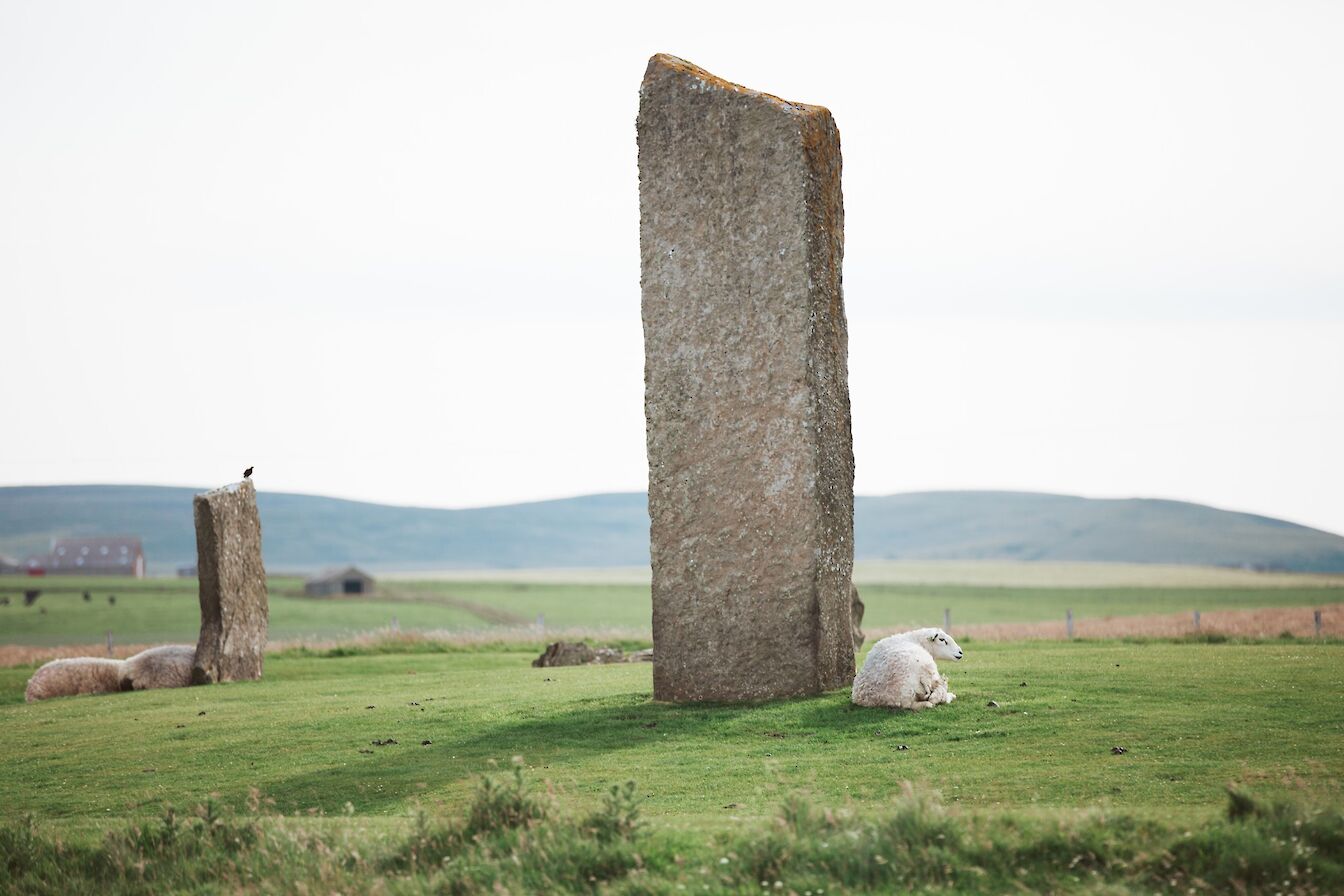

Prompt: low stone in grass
xmin=533 ymin=642 xmax=596 ymax=667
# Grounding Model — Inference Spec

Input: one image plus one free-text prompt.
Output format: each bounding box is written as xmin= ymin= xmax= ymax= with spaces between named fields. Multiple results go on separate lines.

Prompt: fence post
xmin=106 ymin=630 xmax=114 ymax=656
xmin=1316 ymin=609 xmax=1323 ymax=638
xmin=1066 ymin=609 xmax=1074 ymax=639
xmin=1193 ymin=610 xmax=1200 ymax=631
xmin=943 ymin=608 xmax=951 ymax=632
xmin=390 ymin=614 xmax=400 ymax=633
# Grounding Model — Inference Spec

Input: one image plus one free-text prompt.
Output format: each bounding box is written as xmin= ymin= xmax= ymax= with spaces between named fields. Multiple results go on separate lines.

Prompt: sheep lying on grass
xmin=23 ymin=658 xmax=124 ymax=702
xmin=851 ymin=628 xmax=964 ymax=711
xmin=119 ymin=644 xmax=195 ymax=692
xmin=25 ymin=644 xmax=196 ymax=703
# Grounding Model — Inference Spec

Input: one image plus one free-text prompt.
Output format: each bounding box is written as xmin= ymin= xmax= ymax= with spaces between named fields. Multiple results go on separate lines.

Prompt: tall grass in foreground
xmin=2 ymin=770 xmax=1339 ymax=895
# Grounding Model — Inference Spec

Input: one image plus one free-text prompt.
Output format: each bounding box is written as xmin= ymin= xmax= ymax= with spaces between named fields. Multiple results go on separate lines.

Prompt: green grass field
xmin=3 ymin=641 xmax=1341 ymax=822
xmin=4 ymin=571 xmax=1342 ymax=892
xmin=1 ymin=640 xmax=1341 ymax=893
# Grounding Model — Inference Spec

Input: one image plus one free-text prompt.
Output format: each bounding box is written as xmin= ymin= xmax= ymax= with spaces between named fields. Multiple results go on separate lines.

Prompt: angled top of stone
xmin=641 ymin=53 xmax=832 ymax=120
xmin=198 ymin=481 xmax=251 ymax=498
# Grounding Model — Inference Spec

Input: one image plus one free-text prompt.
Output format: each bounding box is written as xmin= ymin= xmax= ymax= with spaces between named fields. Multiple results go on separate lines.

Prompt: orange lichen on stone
xmin=643 ymin=53 xmax=832 ymax=119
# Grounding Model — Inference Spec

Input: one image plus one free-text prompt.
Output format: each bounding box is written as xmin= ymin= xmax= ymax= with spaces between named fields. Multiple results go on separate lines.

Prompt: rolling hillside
xmin=1 ymin=485 xmax=1343 ymax=573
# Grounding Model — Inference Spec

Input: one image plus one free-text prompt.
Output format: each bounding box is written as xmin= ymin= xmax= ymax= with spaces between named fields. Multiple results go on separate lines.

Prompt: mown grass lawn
xmin=3 ymin=640 xmax=1340 ymax=834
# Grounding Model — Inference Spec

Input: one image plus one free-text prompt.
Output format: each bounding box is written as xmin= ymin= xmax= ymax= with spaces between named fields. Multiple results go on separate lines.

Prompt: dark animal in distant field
xmin=24 ymin=590 xmax=41 ymax=606
xmin=107 ymin=594 xmax=116 ymax=605
xmin=83 ymin=591 xmax=91 ymax=602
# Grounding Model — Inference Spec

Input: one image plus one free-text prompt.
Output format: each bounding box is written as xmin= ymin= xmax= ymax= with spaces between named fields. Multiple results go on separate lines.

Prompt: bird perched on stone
xmin=243 ymin=466 xmax=253 ymax=479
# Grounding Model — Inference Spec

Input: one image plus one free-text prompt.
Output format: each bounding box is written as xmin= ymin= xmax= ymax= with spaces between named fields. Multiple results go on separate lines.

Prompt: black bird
xmin=243 ymin=466 xmax=253 ymax=479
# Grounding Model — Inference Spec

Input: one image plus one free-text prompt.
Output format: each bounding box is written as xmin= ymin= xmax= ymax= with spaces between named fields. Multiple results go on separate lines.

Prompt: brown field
xmin=915 ymin=602 xmax=1344 ymax=642
xmin=0 ymin=641 xmax=172 ymax=669
xmin=391 ymin=561 xmax=1344 ymax=589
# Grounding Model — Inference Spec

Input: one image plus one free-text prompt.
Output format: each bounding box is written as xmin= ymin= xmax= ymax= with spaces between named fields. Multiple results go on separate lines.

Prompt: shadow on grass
xmin=256 ymin=685 xmax=974 ymax=814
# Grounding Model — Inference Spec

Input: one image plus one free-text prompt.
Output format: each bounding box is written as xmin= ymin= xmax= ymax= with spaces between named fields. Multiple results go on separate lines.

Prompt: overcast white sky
xmin=2 ymin=1 xmax=1341 ymax=534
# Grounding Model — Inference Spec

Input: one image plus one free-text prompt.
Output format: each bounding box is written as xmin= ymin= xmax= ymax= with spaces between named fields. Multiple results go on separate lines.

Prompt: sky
xmin=2 ymin=1 xmax=1341 ymax=535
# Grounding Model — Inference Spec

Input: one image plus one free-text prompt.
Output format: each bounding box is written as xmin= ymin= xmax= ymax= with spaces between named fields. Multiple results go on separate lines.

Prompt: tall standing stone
xmin=192 ymin=479 xmax=268 ymax=684
xmin=638 ymin=54 xmax=855 ymax=702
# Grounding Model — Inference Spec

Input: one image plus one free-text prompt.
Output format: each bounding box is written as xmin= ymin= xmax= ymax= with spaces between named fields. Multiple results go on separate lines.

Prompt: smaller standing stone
xmin=192 ymin=479 xmax=268 ymax=684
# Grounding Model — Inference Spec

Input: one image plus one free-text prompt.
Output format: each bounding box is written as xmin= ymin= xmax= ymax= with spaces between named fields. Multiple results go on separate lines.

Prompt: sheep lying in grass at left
xmin=23 ymin=658 xmax=124 ymax=703
xmin=851 ymin=628 xmax=964 ymax=711
xmin=24 ymin=644 xmax=196 ymax=703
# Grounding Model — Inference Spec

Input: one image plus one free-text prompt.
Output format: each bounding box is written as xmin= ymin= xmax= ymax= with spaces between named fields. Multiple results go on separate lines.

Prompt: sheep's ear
xmin=928 ymin=633 xmax=939 ymax=642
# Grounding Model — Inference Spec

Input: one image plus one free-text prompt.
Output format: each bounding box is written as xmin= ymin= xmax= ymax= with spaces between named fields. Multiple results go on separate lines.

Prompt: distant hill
xmin=1 ymin=485 xmax=1343 ymax=574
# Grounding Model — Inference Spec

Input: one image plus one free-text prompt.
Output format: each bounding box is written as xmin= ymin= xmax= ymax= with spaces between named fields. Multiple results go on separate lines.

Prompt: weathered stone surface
xmin=638 ymin=54 xmax=855 ymax=702
xmin=592 ymin=647 xmax=625 ymax=664
xmin=192 ymin=480 xmax=268 ymax=684
xmin=851 ymin=583 xmax=866 ymax=652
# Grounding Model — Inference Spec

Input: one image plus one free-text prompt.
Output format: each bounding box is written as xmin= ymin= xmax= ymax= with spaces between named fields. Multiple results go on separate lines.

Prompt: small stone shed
xmin=304 ymin=566 xmax=376 ymax=597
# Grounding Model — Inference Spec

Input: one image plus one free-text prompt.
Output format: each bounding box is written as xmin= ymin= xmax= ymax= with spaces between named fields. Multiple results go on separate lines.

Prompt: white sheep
xmin=24 ymin=644 xmax=196 ymax=702
xmin=24 ymin=658 xmax=124 ymax=702
xmin=119 ymin=644 xmax=195 ymax=691
xmin=851 ymin=628 xmax=964 ymax=711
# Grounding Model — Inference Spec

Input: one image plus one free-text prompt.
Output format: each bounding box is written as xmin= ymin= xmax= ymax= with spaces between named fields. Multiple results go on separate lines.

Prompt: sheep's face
xmin=926 ymin=630 xmax=964 ymax=661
